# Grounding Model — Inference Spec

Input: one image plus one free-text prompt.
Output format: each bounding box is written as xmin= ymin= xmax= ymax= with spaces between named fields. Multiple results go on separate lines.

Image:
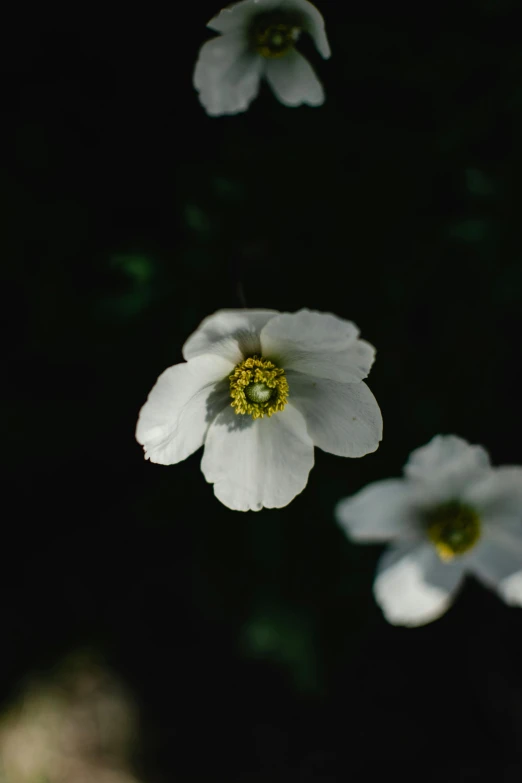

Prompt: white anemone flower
xmin=193 ymin=0 xmax=331 ymax=116
xmin=136 ymin=309 xmax=382 ymax=511
xmin=335 ymin=435 xmax=522 ymax=626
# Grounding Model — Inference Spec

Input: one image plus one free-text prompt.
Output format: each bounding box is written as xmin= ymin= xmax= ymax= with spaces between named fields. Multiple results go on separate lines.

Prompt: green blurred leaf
xmin=111 ymin=254 xmax=155 ymax=285
xmin=465 ymin=168 xmax=495 ymax=197
xmin=240 ymin=603 xmax=318 ymax=693
xmin=212 ymin=176 xmax=244 ymax=201
xmin=449 ymin=218 xmax=488 ymax=242
xmin=184 ymin=204 xmax=212 ymax=234
xmin=94 ymin=254 xmax=157 ymax=320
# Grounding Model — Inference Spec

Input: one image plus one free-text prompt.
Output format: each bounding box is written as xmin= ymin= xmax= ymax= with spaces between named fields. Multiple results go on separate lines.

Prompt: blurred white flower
xmin=136 ymin=308 xmax=382 ymax=511
xmin=193 ymin=0 xmax=331 ymax=116
xmin=0 ymin=654 xmax=141 ymax=783
xmin=335 ymin=435 xmax=522 ymax=626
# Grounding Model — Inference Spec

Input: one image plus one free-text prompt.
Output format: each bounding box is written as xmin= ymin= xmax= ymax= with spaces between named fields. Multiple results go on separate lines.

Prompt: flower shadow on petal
xmin=204 ymin=380 xmax=255 ymax=433
xmin=208 ymin=397 xmax=256 ymax=434
xmin=223 ymin=410 xmax=255 ymax=433
xmin=219 ymin=328 xmax=264 ymax=357
xmin=204 ymin=380 xmax=233 ymax=424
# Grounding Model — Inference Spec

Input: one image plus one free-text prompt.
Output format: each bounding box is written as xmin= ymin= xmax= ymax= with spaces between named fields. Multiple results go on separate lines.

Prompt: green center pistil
xmin=425 ymin=501 xmax=481 ymax=561
xmin=245 ymin=382 xmax=273 ymax=404
xmin=229 ymin=356 xmax=289 ymax=419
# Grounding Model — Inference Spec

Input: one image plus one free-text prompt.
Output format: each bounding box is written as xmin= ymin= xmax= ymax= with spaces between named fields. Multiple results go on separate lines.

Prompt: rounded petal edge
xmin=404 ymin=435 xmax=491 ymax=498
xmin=201 ymin=402 xmax=314 ymax=511
xmin=335 ymin=479 xmax=418 ymax=542
xmin=287 ymin=371 xmax=383 ymax=458
xmin=287 ymin=0 xmax=331 ymax=58
xmin=261 ymin=309 xmax=376 ymax=384
xmin=183 ymin=308 xmax=279 ymax=364
xmin=207 ymin=0 xmax=259 ymax=33
xmin=265 ymin=50 xmax=325 ymax=108
xmin=194 ymin=34 xmax=264 ymax=116
xmin=136 ymin=354 xmax=233 ymax=465
xmin=374 ymin=543 xmax=464 ymax=627
xmin=464 ymin=466 xmax=522 ymax=527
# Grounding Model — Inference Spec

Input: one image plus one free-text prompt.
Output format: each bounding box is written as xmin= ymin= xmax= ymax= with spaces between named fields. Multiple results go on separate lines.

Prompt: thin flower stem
xmin=236 ymin=280 xmax=248 ymax=308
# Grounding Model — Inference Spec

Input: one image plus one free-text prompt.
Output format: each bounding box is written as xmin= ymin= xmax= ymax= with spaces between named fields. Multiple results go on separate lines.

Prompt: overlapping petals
xmin=290 ymin=0 xmax=331 ymax=58
xmin=136 ymin=354 xmax=233 ymax=465
xmin=194 ymin=0 xmax=330 ymax=115
xmin=137 ymin=307 xmax=381 ymax=511
xmin=207 ymin=0 xmax=331 ymax=59
xmin=469 ymin=534 xmax=522 ymax=606
xmin=183 ymin=309 xmax=278 ymax=364
xmin=463 ymin=466 xmax=522 ymax=527
xmin=335 ymin=434 xmax=522 ymax=625
xmin=374 ymin=543 xmax=465 ymax=627
xmin=404 ymin=435 xmax=490 ymax=494
xmin=261 ymin=309 xmax=375 ymax=384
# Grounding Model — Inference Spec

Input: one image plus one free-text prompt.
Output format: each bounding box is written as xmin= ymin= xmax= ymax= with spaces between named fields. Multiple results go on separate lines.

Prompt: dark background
xmin=2 ymin=1 xmax=522 ymax=780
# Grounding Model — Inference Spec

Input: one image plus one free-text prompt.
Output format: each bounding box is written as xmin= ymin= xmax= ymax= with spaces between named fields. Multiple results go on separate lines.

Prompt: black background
xmin=2 ymin=1 xmax=522 ymax=780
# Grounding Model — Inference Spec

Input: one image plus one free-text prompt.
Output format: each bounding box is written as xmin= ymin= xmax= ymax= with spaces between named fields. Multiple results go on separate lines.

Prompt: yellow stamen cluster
xmin=252 ymin=14 xmax=302 ymax=59
xmin=229 ymin=356 xmax=289 ymax=419
xmin=426 ymin=501 xmax=481 ymax=561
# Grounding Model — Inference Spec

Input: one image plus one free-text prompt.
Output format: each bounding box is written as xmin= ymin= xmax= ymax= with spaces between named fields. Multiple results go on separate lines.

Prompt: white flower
xmin=335 ymin=435 xmax=522 ymax=626
xmin=136 ymin=309 xmax=382 ymax=511
xmin=193 ymin=0 xmax=331 ymax=116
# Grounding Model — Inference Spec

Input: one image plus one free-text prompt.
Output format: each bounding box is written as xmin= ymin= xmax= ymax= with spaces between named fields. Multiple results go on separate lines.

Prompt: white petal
xmin=283 ymin=0 xmax=331 ymax=58
xmin=286 ymin=371 xmax=382 ymax=457
xmin=193 ymin=33 xmax=264 ymax=116
xmin=201 ymin=403 xmax=314 ymax=511
xmin=265 ymin=49 xmax=324 ymax=107
xmin=208 ymin=0 xmax=290 ymax=32
xmin=468 ymin=534 xmax=522 ymax=607
xmin=261 ymin=309 xmax=376 ymax=383
xmin=207 ymin=0 xmax=331 ymax=58
xmin=462 ymin=466 xmax=522 ymax=527
xmin=500 ymin=572 xmax=522 ymax=606
xmin=183 ymin=309 xmax=279 ymax=365
xmin=207 ymin=0 xmax=258 ymax=33
xmin=404 ymin=435 xmax=491 ymax=499
xmin=136 ymin=354 xmax=233 ymax=465
xmin=374 ymin=543 xmax=464 ymax=627
xmin=335 ymin=479 xmax=419 ymax=542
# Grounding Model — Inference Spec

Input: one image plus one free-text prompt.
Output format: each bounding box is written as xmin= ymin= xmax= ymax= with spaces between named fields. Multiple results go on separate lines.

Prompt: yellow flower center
xmin=250 ymin=13 xmax=302 ymax=58
xmin=425 ymin=501 xmax=481 ymax=561
xmin=229 ymin=356 xmax=289 ymax=419
xmin=255 ymin=23 xmax=301 ymax=58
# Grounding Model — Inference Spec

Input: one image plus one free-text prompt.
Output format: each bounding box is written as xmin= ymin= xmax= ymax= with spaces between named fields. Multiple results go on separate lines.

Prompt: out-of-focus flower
xmin=136 ymin=308 xmax=382 ymax=511
xmin=193 ymin=0 xmax=331 ymax=116
xmin=0 ymin=653 xmax=142 ymax=783
xmin=335 ymin=435 xmax=522 ymax=626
